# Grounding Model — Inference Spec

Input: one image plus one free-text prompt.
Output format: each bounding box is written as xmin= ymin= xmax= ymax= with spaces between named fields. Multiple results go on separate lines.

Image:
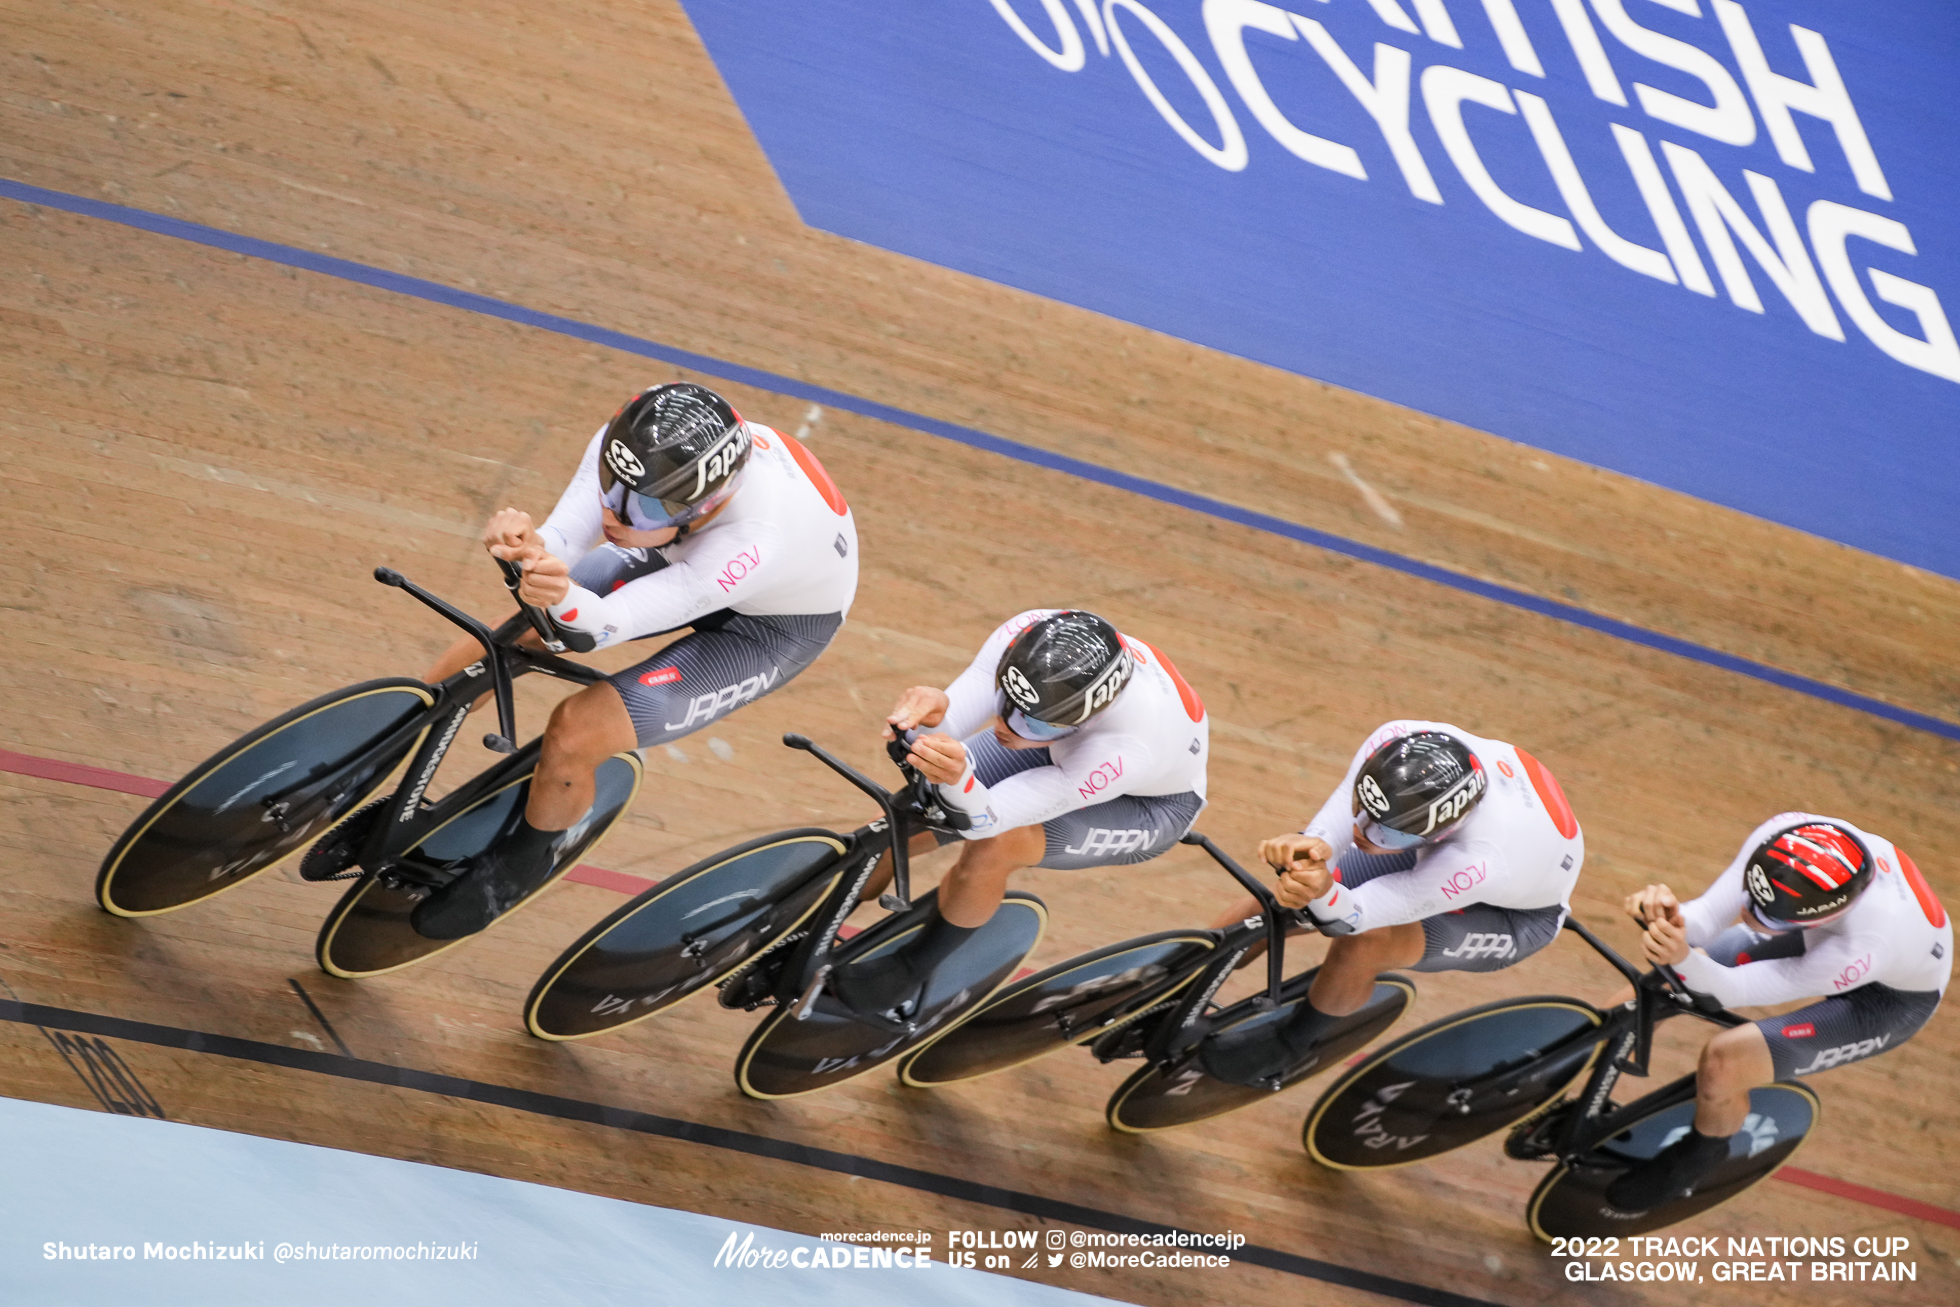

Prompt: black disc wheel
xmin=96 ymin=680 xmax=435 ymax=917
xmin=1527 ymin=1081 xmax=1820 ymax=1239
xmin=524 ymin=830 xmax=853 ymax=1040
xmin=1106 ymin=974 xmax=1414 ymax=1134
xmin=1304 ymin=996 xmax=1603 ymax=1170
xmin=896 ymin=930 xmax=1217 ymax=1088
xmin=314 ymin=751 xmax=643 ymax=979
xmin=735 ymin=891 xmax=1048 ymax=1101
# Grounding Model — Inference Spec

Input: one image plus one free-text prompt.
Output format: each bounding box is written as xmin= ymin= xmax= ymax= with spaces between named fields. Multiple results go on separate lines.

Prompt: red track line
xmin=9 ymin=746 xmax=1958 ymax=1230
xmin=1773 ymin=1167 xmax=1960 ymax=1230
xmin=0 ymin=748 xmax=648 ymax=895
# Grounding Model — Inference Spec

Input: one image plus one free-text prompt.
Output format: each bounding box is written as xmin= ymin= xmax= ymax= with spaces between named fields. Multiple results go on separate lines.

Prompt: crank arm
xmin=791 ymin=965 xmax=834 ymax=1022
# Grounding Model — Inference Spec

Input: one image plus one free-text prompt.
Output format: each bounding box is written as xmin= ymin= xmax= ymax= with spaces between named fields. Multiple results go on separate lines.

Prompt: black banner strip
xmin=0 ymin=998 xmax=1500 ymax=1307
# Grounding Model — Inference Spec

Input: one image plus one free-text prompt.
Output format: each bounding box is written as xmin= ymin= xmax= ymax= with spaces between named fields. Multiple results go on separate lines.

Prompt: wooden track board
xmin=2 ymin=4 xmax=1956 ymax=1304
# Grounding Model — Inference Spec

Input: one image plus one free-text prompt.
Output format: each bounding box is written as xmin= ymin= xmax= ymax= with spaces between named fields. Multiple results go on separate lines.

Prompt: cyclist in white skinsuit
xmin=412 ymin=383 xmax=856 ymax=939
xmin=1203 ymin=719 xmax=1585 ymax=1085
xmin=830 ymin=609 xmax=1210 ymax=1022
xmin=1612 ymin=813 xmax=1949 ymax=1210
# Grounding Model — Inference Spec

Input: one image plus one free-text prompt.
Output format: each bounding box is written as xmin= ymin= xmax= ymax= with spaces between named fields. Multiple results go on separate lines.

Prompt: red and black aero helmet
xmin=994 ymin=611 xmax=1133 ymax=738
xmin=597 ymin=382 xmax=750 ymax=533
xmin=1744 ymin=822 xmax=1873 ymax=928
xmin=1351 ymin=731 xmax=1486 ymax=850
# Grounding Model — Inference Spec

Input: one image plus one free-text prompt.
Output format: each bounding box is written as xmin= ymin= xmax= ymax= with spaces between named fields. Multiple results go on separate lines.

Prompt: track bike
xmin=897 ymin=832 xmax=1416 ymax=1134
xmin=523 ymin=733 xmax=1047 ymax=1100
xmin=95 ymin=561 xmax=644 ymax=980
xmin=1302 ymin=918 xmax=1821 ymax=1239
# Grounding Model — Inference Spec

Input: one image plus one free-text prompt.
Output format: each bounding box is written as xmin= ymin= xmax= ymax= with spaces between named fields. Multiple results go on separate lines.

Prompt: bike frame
xmin=753 ymin=733 xmax=974 ymax=1025
xmin=1103 ymin=833 xmax=1293 ymax=1068
xmin=1500 ymin=919 xmax=1745 ymax=1163
xmin=324 ymin=564 xmax=606 ymax=883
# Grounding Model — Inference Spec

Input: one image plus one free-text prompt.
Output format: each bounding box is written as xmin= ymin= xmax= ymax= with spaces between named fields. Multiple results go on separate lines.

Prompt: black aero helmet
xmin=995 ymin=611 xmax=1134 ymax=737
xmin=1351 ymin=731 xmax=1486 ymax=850
xmin=1743 ymin=821 xmax=1873 ymax=929
xmin=597 ymin=382 xmax=750 ymax=533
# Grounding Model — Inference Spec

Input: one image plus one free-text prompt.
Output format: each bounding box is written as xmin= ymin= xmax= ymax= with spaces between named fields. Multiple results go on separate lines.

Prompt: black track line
xmin=0 ymin=998 xmax=1501 ymax=1307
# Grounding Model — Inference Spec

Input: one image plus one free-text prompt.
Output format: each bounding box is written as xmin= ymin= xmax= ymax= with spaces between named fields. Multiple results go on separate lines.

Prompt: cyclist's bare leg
xmin=528 ymin=681 xmax=638 ymax=830
xmin=856 ymin=831 xmax=944 ymax=905
xmin=1307 ymin=923 xmax=1426 ymax=1015
xmin=422 ymin=619 xmax=542 ymax=697
xmin=1692 ymin=1023 xmax=1775 ymax=1136
xmin=936 ymin=824 xmax=1048 ymax=927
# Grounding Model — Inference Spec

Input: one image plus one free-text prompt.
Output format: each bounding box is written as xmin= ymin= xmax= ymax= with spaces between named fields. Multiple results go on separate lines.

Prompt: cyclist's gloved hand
xmin=903 ymin=732 xmax=967 ymax=786
xmin=1639 ymin=911 xmax=1690 ymax=968
xmin=882 ymin=686 xmax=951 ymax=741
xmin=511 ymin=551 xmax=571 ymax=608
xmin=482 ymin=507 xmax=543 ymax=561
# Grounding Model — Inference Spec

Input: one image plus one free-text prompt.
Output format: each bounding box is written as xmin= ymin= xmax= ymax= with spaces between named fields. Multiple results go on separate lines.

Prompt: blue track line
xmin=5 ymin=176 xmax=1956 ymax=744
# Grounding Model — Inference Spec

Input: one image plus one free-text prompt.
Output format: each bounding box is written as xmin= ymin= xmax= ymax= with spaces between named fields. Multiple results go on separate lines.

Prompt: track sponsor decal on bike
xmin=1161 ymin=1064 xmax=1208 ymax=1098
xmin=1794 ymin=1032 xmax=1890 ymax=1074
xmin=1439 ymin=932 xmax=1517 ymax=962
xmin=663 ymin=668 xmax=781 ymax=731
xmin=1062 ymin=826 xmax=1159 ymax=858
xmin=398 ymin=707 xmax=467 ymax=822
xmin=1350 ymin=1080 xmax=1428 ymax=1151
xmin=1029 ymin=964 xmax=1170 ymax=1015
xmin=810 ymin=988 xmax=973 ymax=1075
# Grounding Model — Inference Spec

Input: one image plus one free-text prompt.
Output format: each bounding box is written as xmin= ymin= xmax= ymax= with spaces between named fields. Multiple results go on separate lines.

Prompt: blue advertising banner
xmin=680 ymin=1 xmax=1959 ymax=577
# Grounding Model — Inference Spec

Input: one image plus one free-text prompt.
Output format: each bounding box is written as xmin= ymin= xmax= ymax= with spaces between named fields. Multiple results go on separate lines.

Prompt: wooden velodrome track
xmin=3 ymin=3 xmax=1957 ymax=1304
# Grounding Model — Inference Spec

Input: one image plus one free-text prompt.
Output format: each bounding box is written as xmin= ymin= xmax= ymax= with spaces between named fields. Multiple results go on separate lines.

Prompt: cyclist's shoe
xmin=827 ymin=953 xmax=926 ymax=1027
xmin=1198 ymin=1023 xmax=1302 ymax=1087
xmin=410 ymin=839 xmax=557 ymax=940
xmin=1199 ymin=1001 xmax=1336 ymax=1087
xmin=1603 ymin=1128 xmax=1731 ymax=1211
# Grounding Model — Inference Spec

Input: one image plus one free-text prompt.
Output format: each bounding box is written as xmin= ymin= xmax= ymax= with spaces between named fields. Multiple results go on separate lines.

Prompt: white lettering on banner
xmin=1480 ymin=0 xmax=1545 ymax=78
xmin=989 ymin=0 xmax=1086 ymax=72
xmin=1545 ymin=0 xmax=1628 ymax=106
xmin=1362 ymin=0 xmax=1420 ymax=38
xmin=1407 ymin=0 xmax=1462 ymax=49
xmin=1204 ymin=1 xmax=1364 ymax=180
xmin=976 ymin=1 xmax=1950 ymax=387
xmin=1662 ymin=144 xmax=1844 ymax=339
xmin=1514 ymin=91 xmax=1674 ymax=282
xmin=1589 ymin=0 xmax=1756 ymax=147
xmin=1106 ymin=0 xmax=1248 ymax=171
xmin=1291 ymin=18 xmax=1441 ymax=203
xmin=1713 ymin=2 xmax=1891 ymax=200
xmin=1808 ymin=203 xmax=1960 ymax=383
xmin=1612 ymin=125 xmax=1716 ymax=295
xmin=1421 ymin=66 xmax=1580 ymax=250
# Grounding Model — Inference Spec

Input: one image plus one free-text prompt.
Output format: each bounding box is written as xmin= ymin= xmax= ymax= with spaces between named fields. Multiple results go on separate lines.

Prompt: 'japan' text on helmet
xmin=994 ymin=611 xmax=1133 ymax=735
xmin=1351 ymin=730 xmax=1486 ymax=850
xmin=597 ymin=382 xmax=750 ymax=533
xmin=1743 ymin=822 xmax=1873 ymax=928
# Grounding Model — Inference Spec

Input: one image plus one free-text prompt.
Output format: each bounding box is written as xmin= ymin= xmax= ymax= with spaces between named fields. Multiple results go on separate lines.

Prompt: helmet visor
xmin=598 ymin=464 xmax=741 ymax=532
xmin=1355 ymin=816 xmax=1427 ymax=852
xmin=1003 ymin=707 xmax=1075 ymax=742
